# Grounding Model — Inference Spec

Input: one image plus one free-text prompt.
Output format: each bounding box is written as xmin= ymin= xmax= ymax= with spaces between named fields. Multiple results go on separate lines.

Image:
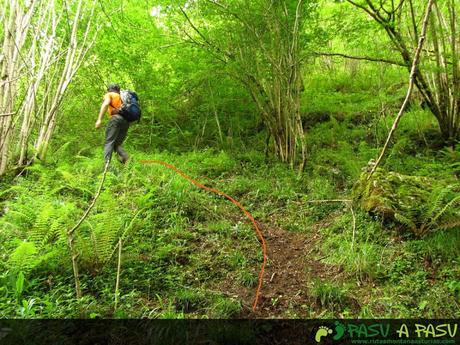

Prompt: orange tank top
xmin=104 ymin=92 xmax=122 ymax=117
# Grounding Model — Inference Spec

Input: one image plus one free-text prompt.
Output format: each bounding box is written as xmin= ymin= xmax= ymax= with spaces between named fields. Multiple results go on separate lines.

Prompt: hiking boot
xmin=117 ymin=154 xmax=130 ymax=165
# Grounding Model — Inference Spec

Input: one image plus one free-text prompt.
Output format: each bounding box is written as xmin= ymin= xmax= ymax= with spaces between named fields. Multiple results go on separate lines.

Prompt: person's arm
xmin=95 ymin=96 xmax=111 ymax=129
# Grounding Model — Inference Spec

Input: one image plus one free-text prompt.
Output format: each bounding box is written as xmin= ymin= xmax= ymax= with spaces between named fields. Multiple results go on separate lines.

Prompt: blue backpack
xmin=119 ymin=90 xmax=141 ymax=122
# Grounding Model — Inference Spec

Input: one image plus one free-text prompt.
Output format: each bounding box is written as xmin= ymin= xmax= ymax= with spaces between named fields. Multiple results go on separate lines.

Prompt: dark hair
xmin=107 ymin=83 xmax=120 ymax=93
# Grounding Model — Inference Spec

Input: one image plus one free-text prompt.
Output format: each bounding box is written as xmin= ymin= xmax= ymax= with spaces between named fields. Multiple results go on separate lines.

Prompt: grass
xmin=1 ymin=140 xmax=457 ymax=318
xmin=311 ymin=279 xmax=350 ymax=309
xmin=0 ymin=61 xmax=459 ymax=319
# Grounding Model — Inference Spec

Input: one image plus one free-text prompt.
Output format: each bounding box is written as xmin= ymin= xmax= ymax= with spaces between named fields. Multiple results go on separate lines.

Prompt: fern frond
xmin=430 ymin=195 xmax=460 ymax=225
xmin=30 ymin=201 xmax=77 ymax=250
xmin=6 ymin=206 xmax=37 ymax=230
xmin=394 ymin=212 xmax=417 ymax=230
xmin=424 ymin=185 xmax=451 ymax=220
xmin=30 ymin=204 xmax=55 ymax=248
xmin=7 ymin=242 xmax=41 ymax=273
xmin=438 ymin=219 xmax=460 ymax=230
xmin=77 ymin=210 xmax=123 ymax=272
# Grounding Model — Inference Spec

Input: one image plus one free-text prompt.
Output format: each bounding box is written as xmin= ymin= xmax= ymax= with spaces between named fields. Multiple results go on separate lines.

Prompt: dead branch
xmin=368 ymin=0 xmax=435 ymax=179
xmin=350 ymin=206 xmax=357 ymax=250
xmin=114 ymin=238 xmax=122 ymax=311
xmin=306 ymin=199 xmax=352 ymax=204
xmin=67 ymin=160 xmax=110 ymax=298
xmin=0 ymin=112 xmax=16 ymax=117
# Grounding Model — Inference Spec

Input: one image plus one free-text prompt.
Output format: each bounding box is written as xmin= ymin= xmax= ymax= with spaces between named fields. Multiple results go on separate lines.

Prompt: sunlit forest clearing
xmin=0 ymin=0 xmax=459 ymax=319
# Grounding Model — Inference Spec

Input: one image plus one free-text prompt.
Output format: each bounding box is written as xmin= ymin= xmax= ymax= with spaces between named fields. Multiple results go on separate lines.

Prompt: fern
xmin=29 ymin=201 xmax=76 ymax=250
xmin=52 ymin=166 xmax=93 ymax=198
xmin=394 ymin=212 xmax=417 ymax=231
xmin=3 ymin=201 xmax=37 ymax=232
xmin=103 ymin=208 xmax=145 ymax=265
xmin=30 ymin=204 xmax=55 ymax=248
xmin=7 ymin=242 xmax=41 ymax=273
xmin=354 ymin=169 xmax=460 ymax=236
xmin=430 ymin=195 xmax=460 ymax=225
xmin=78 ymin=207 xmax=124 ymax=273
xmin=438 ymin=219 xmax=460 ymax=230
xmin=424 ymin=185 xmax=450 ymax=222
xmin=419 ymin=187 xmax=460 ymax=235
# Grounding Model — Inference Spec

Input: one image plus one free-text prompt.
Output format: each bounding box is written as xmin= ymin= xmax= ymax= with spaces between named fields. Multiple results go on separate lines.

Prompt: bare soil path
xmin=226 ymin=217 xmax=353 ymax=318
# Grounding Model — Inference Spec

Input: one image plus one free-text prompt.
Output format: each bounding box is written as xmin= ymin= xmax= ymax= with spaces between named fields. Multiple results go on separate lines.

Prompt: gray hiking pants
xmin=104 ymin=115 xmax=130 ymax=163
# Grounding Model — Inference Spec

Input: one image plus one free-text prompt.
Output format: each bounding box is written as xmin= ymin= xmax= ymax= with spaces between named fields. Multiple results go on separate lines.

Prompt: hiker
xmin=95 ymin=83 xmax=141 ymax=164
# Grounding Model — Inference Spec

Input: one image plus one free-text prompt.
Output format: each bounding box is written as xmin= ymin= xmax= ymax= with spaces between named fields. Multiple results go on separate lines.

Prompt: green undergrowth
xmin=1 ymin=83 xmax=459 ymax=317
xmin=319 ymin=210 xmax=459 ymax=317
xmin=2 ymin=7 xmax=460 ymax=319
xmin=353 ymin=169 xmax=460 ymax=236
xmin=0 ymin=148 xmax=314 ymax=318
xmin=1 ymin=137 xmax=458 ymax=318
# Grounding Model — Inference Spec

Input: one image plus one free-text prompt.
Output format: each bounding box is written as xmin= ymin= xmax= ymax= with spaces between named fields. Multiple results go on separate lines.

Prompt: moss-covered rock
xmin=352 ymin=169 xmax=460 ymax=236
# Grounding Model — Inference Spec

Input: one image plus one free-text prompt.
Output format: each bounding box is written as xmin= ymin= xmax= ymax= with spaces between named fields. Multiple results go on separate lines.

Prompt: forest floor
xmin=226 ymin=215 xmax=364 ymax=318
xmin=239 ymin=219 xmax=337 ymax=318
xmin=0 ymin=106 xmax=459 ymax=319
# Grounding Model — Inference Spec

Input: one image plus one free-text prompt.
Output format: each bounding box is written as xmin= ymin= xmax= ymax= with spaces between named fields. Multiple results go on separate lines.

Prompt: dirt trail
xmin=231 ymin=219 xmax=346 ymax=318
xmin=252 ymin=224 xmax=335 ymax=317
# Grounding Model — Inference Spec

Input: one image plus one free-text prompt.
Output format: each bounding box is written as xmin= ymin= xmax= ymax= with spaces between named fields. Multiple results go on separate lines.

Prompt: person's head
xmin=107 ymin=83 xmax=120 ymax=93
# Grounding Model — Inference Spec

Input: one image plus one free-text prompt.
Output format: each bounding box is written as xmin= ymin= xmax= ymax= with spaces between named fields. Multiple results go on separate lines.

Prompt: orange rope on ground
xmin=140 ymin=159 xmax=267 ymax=312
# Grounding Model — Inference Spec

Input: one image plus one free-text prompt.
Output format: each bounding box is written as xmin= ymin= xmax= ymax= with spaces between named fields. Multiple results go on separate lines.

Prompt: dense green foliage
xmin=353 ymin=169 xmax=460 ymax=235
xmin=0 ymin=0 xmax=459 ymax=319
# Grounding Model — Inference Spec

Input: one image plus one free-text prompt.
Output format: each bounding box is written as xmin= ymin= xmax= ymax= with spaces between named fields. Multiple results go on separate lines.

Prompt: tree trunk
xmin=0 ymin=0 xmax=98 ymax=175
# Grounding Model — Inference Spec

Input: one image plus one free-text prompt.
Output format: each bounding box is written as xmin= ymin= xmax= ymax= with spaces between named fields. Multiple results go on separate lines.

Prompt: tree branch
xmin=367 ymin=0 xmax=434 ymax=179
xmin=0 ymin=112 xmax=16 ymax=117
xmin=68 ymin=159 xmax=110 ymax=237
xmin=346 ymin=0 xmax=383 ymax=23
xmin=67 ymin=159 xmax=110 ymax=298
xmin=179 ymin=6 xmax=233 ymax=63
xmin=179 ymin=6 xmax=214 ymax=51
xmin=314 ymin=52 xmax=406 ymax=67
